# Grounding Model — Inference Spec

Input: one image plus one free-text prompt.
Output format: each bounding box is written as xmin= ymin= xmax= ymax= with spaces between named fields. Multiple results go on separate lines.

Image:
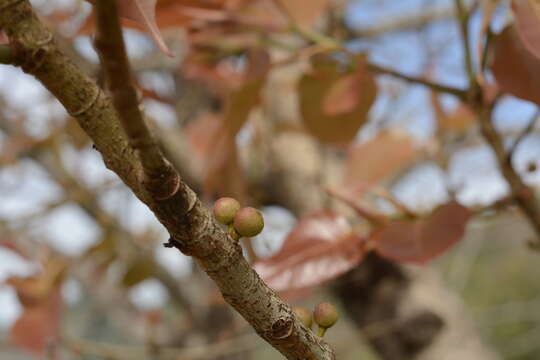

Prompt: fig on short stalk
xmin=213 ymin=197 xmax=241 ymax=225
xmin=233 ymin=207 xmax=264 ymax=237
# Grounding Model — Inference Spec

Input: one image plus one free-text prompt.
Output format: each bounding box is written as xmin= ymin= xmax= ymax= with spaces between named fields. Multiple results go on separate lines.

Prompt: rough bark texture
xmin=0 ymin=1 xmax=335 ymax=358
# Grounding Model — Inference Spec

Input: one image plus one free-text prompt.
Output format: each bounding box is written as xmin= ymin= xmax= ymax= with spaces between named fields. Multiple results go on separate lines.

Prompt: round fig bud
xmin=233 ymin=207 xmax=264 ymax=237
xmin=293 ymin=307 xmax=313 ymax=329
xmin=213 ymin=197 xmax=241 ymax=225
xmin=313 ymin=302 xmax=338 ymax=329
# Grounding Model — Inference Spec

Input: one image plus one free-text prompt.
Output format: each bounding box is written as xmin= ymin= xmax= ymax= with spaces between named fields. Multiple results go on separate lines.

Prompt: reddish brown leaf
xmin=224 ymin=48 xmax=270 ymax=136
xmin=512 ymin=0 xmax=540 ymax=59
xmin=10 ymin=289 xmax=63 ymax=355
xmin=8 ymin=257 xmax=66 ymax=355
xmin=298 ymin=55 xmax=377 ymax=144
xmin=232 ymin=2 xmax=284 ymax=29
xmin=185 ymin=113 xmax=247 ymax=199
xmin=372 ymin=201 xmax=471 ymax=264
xmin=323 ymin=73 xmax=362 ymax=116
xmin=344 ymin=130 xmax=421 ymax=191
xmin=253 ymin=211 xmax=366 ymax=293
xmin=278 ymin=0 xmax=329 ymax=27
xmin=184 ymin=49 xmax=268 ymax=198
xmin=492 ymin=25 xmax=540 ymax=105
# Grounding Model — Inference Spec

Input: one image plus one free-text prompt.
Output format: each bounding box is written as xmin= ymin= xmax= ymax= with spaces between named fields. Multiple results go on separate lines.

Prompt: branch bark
xmin=93 ymin=0 xmax=179 ymax=201
xmin=478 ymin=105 xmax=540 ymax=244
xmin=0 ymin=1 xmax=335 ymax=358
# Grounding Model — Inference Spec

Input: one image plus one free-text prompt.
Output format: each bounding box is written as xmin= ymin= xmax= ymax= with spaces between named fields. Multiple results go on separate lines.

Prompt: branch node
xmin=35 ymin=31 xmax=53 ymax=47
xmin=269 ymin=317 xmax=294 ymax=340
xmin=163 ymin=237 xmax=194 ymax=256
xmin=140 ymin=160 xmax=181 ymax=200
xmin=70 ymin=87 xmax=101 ymax=117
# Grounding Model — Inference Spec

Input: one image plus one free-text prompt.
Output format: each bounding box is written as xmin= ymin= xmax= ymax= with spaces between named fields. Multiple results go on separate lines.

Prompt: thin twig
xmin=270 ymin=0 xmax=468 ymax=99
xmin=454 ymin=0 xmax=476 ymax=88
xmin=508 ymin=109 xmax=540 ymax=161
xmin=478 ymin=105 xmax=540 ymax=245
xmin=476 ymin=0 xmax=497 ymax=84
xmin=93 ymin=0 xmax=179 ymax=200
xmin=62 ymin=333 xmax=262 ymax=360
xmin=367 ymin=63 xmax=468 ymax=100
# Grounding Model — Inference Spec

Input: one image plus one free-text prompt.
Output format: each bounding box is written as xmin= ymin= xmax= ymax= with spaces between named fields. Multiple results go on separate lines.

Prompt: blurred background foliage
xmin=2 ymin=0 xmax=540 ymax=359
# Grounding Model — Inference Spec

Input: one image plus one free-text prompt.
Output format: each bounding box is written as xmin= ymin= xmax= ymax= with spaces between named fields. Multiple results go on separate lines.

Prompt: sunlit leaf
xmin=253 ymin=211 xmax=366 ymax=293
xmin=298 ymin=55 xmax=377 ymax=144
xmin=372 ymin=201 xmax=471 ymax=264
xmin=344 ymin=130 xmax=421 ymax=191
xmin=512 ymin=0 xmax=540 ymax=59
xmin=323 ymin=73 xmax=362 ymax=116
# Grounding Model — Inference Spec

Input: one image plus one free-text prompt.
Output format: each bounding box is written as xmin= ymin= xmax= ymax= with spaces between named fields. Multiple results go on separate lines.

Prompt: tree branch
xmin=0 ymin=44 xmax=12 ymax=64
xmin=367 ymin=63 xmax=468 ymax=100
xmin=479 ymin=105 xmax=540 ymax=245
xmin=508 ymin=109 xmax=540 ymax=161
xmin=0 ymin=1 xmax=335 ymax=358
xmin=93 ymin=0 xmax=179 ymax=200
xmin=275 ymin=7 xmax=468 ymax=100
xmin=454 ymin=0 xmax=476 ymax=88
xmin=62 ymin=333 xmax=262 ymax=360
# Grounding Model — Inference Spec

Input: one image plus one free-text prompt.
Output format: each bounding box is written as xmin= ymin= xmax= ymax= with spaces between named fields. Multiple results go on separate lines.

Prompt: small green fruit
xmin=313 ymin=302 xmax=338 ymax=329
xmin=233 ymin=207 xmax=264 ymax=237
xmin=213 ymin=197 xmax=241 ymax=225
xmin=293 ymin=307 xmax=313 ymax=329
